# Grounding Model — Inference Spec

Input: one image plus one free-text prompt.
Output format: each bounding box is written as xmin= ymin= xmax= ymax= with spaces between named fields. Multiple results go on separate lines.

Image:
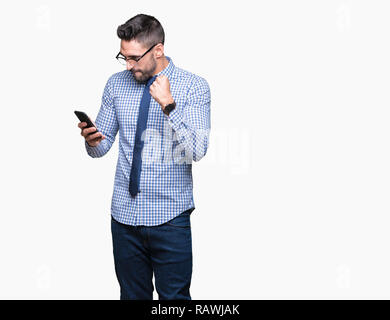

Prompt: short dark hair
xmin=117 ymin=14 xmax=165 ymax=48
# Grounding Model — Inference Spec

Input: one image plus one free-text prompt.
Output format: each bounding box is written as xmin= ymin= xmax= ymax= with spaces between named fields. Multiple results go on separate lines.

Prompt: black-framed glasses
xmin=116 ymin=43 xmax=159 ymax=65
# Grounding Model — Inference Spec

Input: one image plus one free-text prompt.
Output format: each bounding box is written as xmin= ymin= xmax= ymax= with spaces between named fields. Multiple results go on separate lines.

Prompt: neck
xmin=153 ymin=56 xmax=169 ymax=76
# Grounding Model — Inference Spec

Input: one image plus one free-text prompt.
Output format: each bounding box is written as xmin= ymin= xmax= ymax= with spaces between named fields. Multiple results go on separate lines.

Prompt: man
xmin=77 ymin=14 xmax=211 ymax=300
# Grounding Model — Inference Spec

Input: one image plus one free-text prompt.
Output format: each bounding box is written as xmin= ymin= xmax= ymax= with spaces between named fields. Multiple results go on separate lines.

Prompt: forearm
xmin=165 ymin=107 xmax=210 ymax=162
xmin=85 ymin=75 xmax=119 ymax=158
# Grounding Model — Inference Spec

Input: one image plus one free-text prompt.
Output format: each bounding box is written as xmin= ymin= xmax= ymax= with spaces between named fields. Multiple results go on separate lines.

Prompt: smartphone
xmin=74 ymin=110 xmax=98 ymax=132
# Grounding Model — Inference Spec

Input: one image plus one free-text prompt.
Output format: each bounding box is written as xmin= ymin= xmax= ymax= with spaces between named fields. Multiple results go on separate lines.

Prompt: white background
xmin=0 ymin=0 xmax=389 ymax=299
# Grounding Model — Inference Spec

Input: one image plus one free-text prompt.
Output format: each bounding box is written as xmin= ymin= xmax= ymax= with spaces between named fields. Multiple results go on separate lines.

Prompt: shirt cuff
xmin=85 ymin=139 xmax=106 ymax=158
xmin=165 ymin=107 xmax=184 ymax=132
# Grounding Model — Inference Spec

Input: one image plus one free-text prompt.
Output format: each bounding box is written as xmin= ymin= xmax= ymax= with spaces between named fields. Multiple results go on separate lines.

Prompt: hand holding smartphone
xmin=74 ymin=110 xmax=105 ymax=147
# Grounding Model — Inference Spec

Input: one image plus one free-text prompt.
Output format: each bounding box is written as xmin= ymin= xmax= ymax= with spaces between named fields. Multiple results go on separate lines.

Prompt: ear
xmin=154 ymin=43 xmax=165 ymax=59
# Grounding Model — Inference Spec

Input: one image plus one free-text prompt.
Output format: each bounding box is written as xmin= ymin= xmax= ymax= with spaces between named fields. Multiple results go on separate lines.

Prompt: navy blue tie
xmin=129 ymin=75 xmax=157 ymax=197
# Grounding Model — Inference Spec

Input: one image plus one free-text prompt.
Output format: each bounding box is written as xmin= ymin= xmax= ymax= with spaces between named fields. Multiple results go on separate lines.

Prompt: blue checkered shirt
xmin=85 ymin=56 xmax=211 ymax=226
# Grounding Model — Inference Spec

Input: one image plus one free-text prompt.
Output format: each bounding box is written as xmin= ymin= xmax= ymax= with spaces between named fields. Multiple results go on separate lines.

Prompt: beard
xmin=131 ymin=58 xmax=157 ymax=84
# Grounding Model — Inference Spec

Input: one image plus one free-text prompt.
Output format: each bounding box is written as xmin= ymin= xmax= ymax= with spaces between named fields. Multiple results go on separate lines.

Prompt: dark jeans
xmin=111 ymin=208 xmax=193 ymax=300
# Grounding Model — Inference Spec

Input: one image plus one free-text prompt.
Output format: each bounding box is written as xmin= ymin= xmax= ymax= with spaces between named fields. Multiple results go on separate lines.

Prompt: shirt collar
xmin=154 ymin=56 xmax=175 ymax=79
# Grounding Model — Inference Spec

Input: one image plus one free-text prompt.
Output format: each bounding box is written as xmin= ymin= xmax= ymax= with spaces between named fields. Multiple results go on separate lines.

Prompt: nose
xmin=126 ymin=60 xmax=135 ymax=71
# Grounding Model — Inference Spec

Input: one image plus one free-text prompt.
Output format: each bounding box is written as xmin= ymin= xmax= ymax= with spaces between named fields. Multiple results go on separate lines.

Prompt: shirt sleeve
xmin=165 ymin=76 xmax=211 ymax=162
xmin=85 ymin=75 xmax=119 ymax=158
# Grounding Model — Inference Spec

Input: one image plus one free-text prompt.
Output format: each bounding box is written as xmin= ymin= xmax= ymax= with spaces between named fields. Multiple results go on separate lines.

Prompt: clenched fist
xmin=149 ymin=75 xmax=174 ymax=109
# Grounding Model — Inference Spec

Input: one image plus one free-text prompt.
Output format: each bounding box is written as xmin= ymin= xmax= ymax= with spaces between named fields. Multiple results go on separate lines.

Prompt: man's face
xmin=120 ymin=39 xmax=157 ymax=84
